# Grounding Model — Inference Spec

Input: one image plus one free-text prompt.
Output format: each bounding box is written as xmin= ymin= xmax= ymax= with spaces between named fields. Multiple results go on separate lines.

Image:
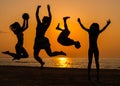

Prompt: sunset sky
xmin=0 ymin=0 xmax=120 ymax=58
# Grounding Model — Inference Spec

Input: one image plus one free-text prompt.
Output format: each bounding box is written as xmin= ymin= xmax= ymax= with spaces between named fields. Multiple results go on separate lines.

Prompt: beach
xmin=0 ymin=66 xmax=120 ymax=86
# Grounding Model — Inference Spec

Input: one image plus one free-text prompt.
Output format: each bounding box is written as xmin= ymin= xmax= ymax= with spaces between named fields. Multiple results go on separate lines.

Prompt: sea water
xmin=0 ymin=57 xmax=120 ymax=69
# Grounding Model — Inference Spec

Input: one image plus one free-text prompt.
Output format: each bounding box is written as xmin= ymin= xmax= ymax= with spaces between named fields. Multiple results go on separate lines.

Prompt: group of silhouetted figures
xmin=2 ymin=5 xmax=111 ymax=81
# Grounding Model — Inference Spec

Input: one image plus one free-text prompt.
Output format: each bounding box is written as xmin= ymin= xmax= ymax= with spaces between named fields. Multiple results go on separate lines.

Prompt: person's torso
xmin=88 ymin=31 xmax=99 ymax=48
xmin=17 ymin=33 xmax=23 ymax=46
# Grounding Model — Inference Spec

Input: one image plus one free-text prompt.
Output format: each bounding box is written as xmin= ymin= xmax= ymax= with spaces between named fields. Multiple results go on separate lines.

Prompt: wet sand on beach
xmin=0 ymin=66 xmax=120 ymax=86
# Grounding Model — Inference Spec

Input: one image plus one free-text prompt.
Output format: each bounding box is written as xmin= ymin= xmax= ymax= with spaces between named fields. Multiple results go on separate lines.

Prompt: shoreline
xmin=0 ymin=57 xmax=120 ymax=69
xmin=0 ymin=65 xmax=120 ymax=86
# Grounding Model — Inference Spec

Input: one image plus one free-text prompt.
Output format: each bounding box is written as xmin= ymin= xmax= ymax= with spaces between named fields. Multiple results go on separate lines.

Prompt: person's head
xmin=10 ymin=22 xmax=21 ymax=34
xmin=42 ymin=16 xmax=49 ymax=24
xmin=75 ymin=41 xmax=81 ymax=49
xmin=90 ymin=23 xmax=99 ymax=33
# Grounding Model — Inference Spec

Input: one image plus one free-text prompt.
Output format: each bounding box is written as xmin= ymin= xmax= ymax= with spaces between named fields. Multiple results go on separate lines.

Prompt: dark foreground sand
xmin=0 ymin=66 xmax=120 ymax=86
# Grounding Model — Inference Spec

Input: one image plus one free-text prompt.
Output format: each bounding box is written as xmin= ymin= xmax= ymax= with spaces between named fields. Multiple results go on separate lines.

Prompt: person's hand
xmin=77 ymin=18 xmax=81 ymax=23
xmin=38 ymin=5 xmax=41 ymax=8
xmin=107 ymin=19 xmax=111 ymax=25
xmin=47 ymin=5 xmax=50 ymax=10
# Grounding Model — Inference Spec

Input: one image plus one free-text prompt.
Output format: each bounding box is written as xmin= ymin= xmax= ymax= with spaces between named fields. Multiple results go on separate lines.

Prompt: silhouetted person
xmin=56 ymin=16 xmax=80 ymax=49
xmin=34 ymin=5 xmax=66 ymax=68
xmin=2 ymin=13 xmax=29 ymax=60
xmin=78 ymin=18 xmax=111 ymax=80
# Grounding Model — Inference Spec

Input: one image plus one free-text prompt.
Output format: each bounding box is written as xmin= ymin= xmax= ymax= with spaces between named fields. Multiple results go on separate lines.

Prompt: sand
xmin=0 ymin=66 xmax=120 ymax=86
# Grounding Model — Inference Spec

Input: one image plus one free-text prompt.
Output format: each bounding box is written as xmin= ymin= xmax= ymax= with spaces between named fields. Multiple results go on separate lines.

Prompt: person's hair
xmin=10 ymin=22 xmax=21 ymax=34
xmin=90 ymin=23 xmax=99 ymax=33
xmin=75 ymin=41 xmax=81 ymax=49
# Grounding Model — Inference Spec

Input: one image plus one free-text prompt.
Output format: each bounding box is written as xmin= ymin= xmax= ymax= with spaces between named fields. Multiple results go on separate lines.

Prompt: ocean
xmin=0 ymin=57 xmax=120 ymax=69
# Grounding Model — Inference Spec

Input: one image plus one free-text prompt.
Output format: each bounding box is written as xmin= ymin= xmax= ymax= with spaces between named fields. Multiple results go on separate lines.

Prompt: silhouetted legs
xmin=88 ymin=49 xmax=93 ymax=80
xmin=63 ymin=16 xmax=70 ymax=30
xmin=56 ymin=16 xmax=70 ymax=32
xmin=2 ymin=51 xmax=17 ymax=59
xmin=34 ymin=46 xmax=66 ymax=68
xmin=2 ymin=45 xmax=28 ymax=60
xmin=88 ymin=48 xmax=99 ymax=80
xmin=94 ymin=49 xmax=99 ymax=80
xmin=34 ymin=48 xmax=45 ymax=68
xmin=45 ymin=47 xmax=66 ymax=56
xmin=15 ymin=45 xmax=28 ymax=59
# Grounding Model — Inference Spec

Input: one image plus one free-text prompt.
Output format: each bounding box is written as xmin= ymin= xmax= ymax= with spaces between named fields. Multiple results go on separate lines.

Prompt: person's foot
xmin=41 ymin=62 xmax=45 ymax=69
xmin=12 ymin=57 xmax=21 ymax=61
xmin=63 ymin=16 xmax=70 ymax=20
xmin=2 ymin=51 xmax=10 ymax=54
xmin=60 ymin=51 xmax=66 ymax=56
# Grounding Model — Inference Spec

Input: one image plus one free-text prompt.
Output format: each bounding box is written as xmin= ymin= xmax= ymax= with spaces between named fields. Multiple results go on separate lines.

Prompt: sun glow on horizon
xmin=56 ymin=57 xmax=72 ymax=68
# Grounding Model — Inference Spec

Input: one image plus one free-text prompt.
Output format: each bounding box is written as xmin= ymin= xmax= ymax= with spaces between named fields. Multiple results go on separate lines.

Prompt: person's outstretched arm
xmin=47 ymin=5 xmax=52 ymax=19
xmin=100 ymin=19 xmax=111 ymax=33
xmin=22 ymin=19 xmax=28 ymax=32
xmin=36 ymin=5 xmax=41 ymax=24
xmin=77 ymin=18 xmax=89 ymax=32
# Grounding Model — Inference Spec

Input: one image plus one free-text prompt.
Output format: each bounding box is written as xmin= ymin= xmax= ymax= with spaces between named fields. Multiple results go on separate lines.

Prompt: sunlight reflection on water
xmin=55 ymin=57 xmax=72 ymax=68
xmin=0 ymin=57 xmax=120 ymax=69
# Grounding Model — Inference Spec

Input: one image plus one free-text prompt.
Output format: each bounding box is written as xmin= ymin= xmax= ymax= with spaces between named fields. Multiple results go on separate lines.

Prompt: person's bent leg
xmin=63 ymin=16 xmax=70 ymax=31
xmin=2 ymin=51 xmax=17 ymax=60
xmin=20 ymin=47 xmax=29 ymax=58
xmin=45 ymin=47 xmax=66 ymax=57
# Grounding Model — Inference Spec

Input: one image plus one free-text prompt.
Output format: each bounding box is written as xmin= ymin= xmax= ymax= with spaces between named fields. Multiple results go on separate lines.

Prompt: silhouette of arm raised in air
xmin=47 ymin=5 xmax=52 ymax=20
xmin=21 ymin=19 xmax=28 ymax=32
xmin=78 ymin=18 xmax=89 ymax=32
xmin=99 ymin=19 xmax=111 ymax=33
xmin=36 ymin=5 xmax=41 ymax=24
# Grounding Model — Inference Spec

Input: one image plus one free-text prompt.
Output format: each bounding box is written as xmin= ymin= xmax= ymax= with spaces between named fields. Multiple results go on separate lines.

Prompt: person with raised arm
xmin=2 ymin=13 xmax=29 ymax=60
xmin=78 ymin=18 xmax=111 ymax=80
xmin=34 ymin=5 xmax=66 ymax=68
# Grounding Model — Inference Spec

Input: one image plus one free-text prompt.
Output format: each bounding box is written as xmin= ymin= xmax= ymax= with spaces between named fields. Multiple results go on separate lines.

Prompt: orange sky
xmin=0 ymin=0 xmax=120 ymax=58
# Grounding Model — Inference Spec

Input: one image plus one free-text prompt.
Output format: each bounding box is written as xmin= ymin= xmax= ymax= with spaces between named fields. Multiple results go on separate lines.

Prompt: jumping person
xmin=78 ymin=18 xmax=111 ymax=80
xmin=2 ymin=13 xmax=29 ymax=60
xmin=34 ymin=5 xmax=66 ymax=68
xmin=56 ymin=16 xmax=80 ymax=49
